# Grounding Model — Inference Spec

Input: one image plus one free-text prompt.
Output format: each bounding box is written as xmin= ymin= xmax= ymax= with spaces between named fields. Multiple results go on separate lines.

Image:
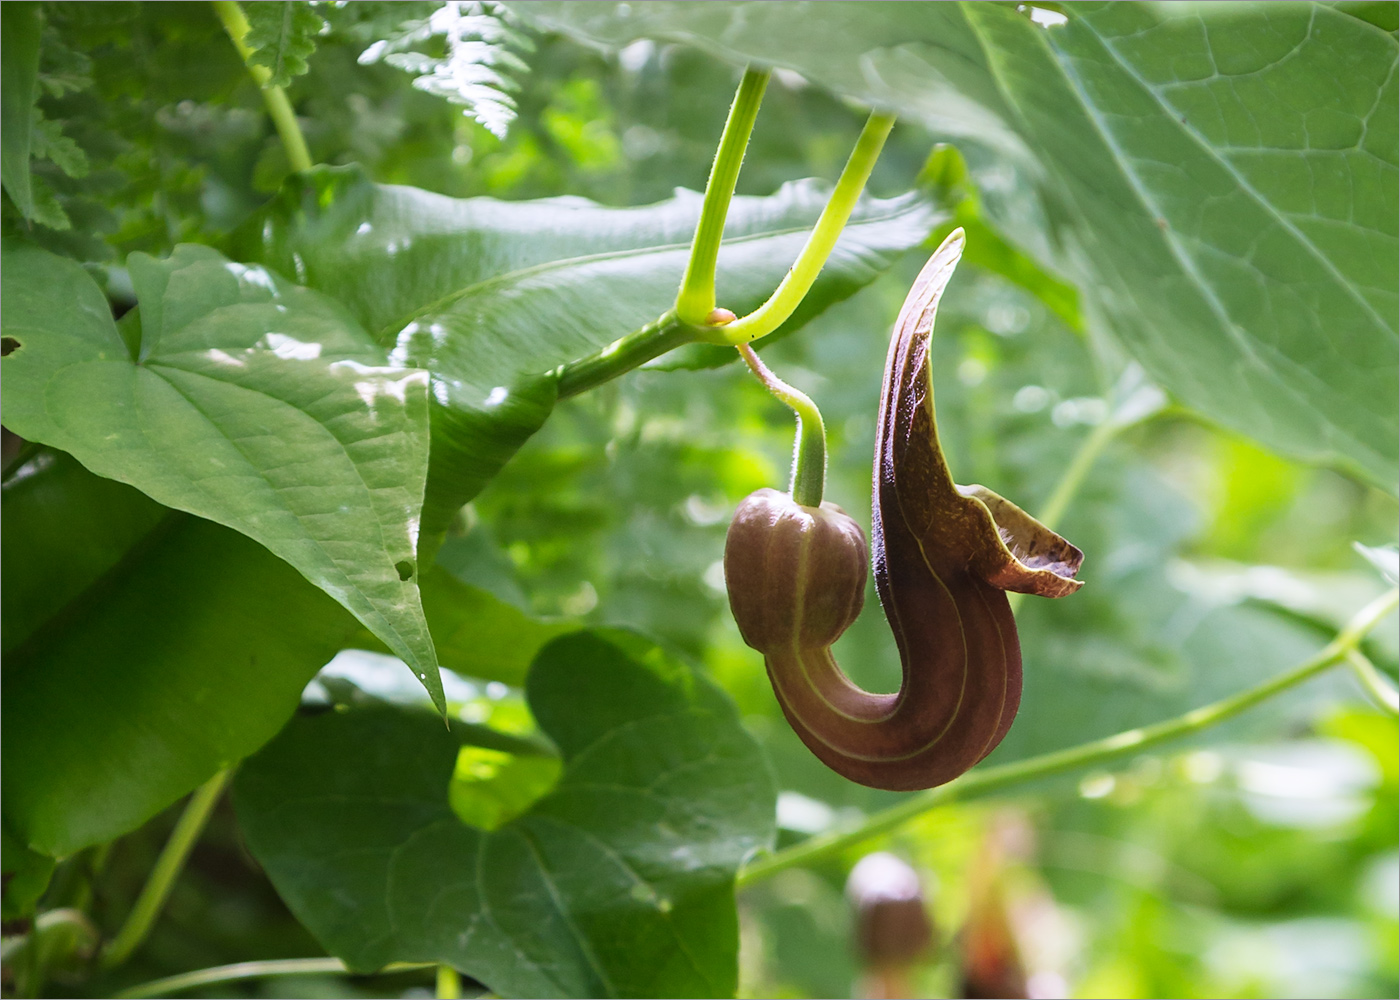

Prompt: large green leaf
xmin=234 ymin=165 xmax=943 ymax=527
xmin=517 ymin=1 xmax=1400 ymax=491
xmin=1 ymin=452 xmax=361 ymax=856
xmin=0 ymin=240 xmax=446 ymax=708
xmin=234 ymin=629 xmax=776 ymax=998
xmin=1 ymin=450 xmax=584 ymax=856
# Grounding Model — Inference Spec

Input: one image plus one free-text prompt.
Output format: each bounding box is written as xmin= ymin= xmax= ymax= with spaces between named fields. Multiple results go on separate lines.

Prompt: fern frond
xmin=358 ymin=1 xmax=531 ymax=139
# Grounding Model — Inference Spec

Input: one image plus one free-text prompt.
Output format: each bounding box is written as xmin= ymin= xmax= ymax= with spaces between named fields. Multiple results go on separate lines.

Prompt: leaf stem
xmin=211 ymin=0 xmax=314 ymax=173
xmin=554 ymin=309 xmax=696 ymax=399
xmin=676 ymin=67 xmax=771 ymax=327
xmin=437 ymin=964 xmax=463 ymax=999
xmin=114 ymin=958 xmax=435 ymax=999
xmin=713 ymin=111 xmax=896 ymax=346
xmin=101 ymin=769 xmax=233 ymax=969
xmin=1007 ymin=403 xmax=1151 ymax=614
xmin=736 ymin=586 xmax=1399 ymax=887
xmin=1345 ymin=648 xmax=1399 ymax=716
xmin=738 ymin=344 xmax=826 ymax=507
xmin=1036 ymin=416 xmax=1121 ymax=535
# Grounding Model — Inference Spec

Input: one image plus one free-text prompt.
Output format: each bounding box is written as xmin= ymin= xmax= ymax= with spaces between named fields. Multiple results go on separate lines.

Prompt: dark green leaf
xmin=1 ymin=826 xmax=55 ymax=921
xmin=416 ymin=565 xmax=574 ymax=686
xmin=1 ymin=240 xmax=445 ymax=709
xmin=1 ymin=450 xmax=578 ymax=856
xmin=2 ymin=512 xmax=359 ymax=856
xmin=518 ymin=0 xmax=1400 ymax=491
xmin=234 ymin=165 xmax=943 ymax=527
xmin=1 ymin=451 xmax=169 ymax=656
xmin=1 ymin=3 xmax=42 ymax=218
xmin=235 ymin=629 xmax=776 ymax=998
xmin=244 ymin=1 xmax=325 ymax=89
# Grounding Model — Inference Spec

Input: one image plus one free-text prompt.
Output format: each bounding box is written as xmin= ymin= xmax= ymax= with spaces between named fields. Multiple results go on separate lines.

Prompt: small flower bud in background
xmin=846 ymin=852 xmax=936 ymax=999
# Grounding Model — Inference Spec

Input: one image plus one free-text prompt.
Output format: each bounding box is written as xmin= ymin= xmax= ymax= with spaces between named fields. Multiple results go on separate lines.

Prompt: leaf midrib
xmin=378 ymin=200 xmax=930 ymax=342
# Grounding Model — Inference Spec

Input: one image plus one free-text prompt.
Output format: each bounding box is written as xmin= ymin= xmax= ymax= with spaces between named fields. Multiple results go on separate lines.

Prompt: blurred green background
xmin=9 ymin=3 xmax=1397 ymax=998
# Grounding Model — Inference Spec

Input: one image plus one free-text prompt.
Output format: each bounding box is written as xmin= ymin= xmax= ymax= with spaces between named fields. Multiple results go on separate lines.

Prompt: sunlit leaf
xmin=234 ymin=165 xmax=943 ymax=528
xmin=1 ymin=240 xmax=445 ymax=708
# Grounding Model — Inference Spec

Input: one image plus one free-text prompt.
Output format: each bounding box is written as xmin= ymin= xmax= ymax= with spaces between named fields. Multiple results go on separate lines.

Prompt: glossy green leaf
xmin=234 ymin=165 xmax=942 ymax=527
xmin=234 ymin=629 xmax=776 ymax=998
xmin=518 ymin=0 xmax=1399 ymax=491
xmin=0 ymin=3 xmax=41 ymax=219
xmin=0 ymin=240 xmax=446 ymax=709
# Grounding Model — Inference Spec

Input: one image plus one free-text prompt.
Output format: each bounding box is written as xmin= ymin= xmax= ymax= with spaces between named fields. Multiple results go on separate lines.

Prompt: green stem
xmin=714 ymin=111 xmax=896 ymax=346
xmin=554 ymin=310 xmax=695 ymax=399
xmin=211 ymin=0 xmax=313 ymax=173
xmin=1036 ymin=416 xmax=1121 ymax=534
xmin=738 ymin=343 xmax=826 ymax=507
xmin=676 ymin=67 xmax=770 ymax=327
xmin=1345 ymin=648 xmax=1399 ymax=716
xmin=737 ymin=586 xmax=1399 ymax=887
xmin=101 ymin=769 xmax=233 ymax=969
xmin=437 ymin=964 xmax=463 ymax=999
xmin=114 ymin=958 xmax=435 ymax=1000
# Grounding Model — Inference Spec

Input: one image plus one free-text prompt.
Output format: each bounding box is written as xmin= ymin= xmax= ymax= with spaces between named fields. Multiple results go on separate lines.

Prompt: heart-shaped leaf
xmin=1 ymin=240 xmax=446 ymax=708
xmin=517 ymin=1 xmax=1399 ymax=491
xmin=234 ymin=628 xmax=776 ymax=998
xmin=233 ymin=165 xmax=943 ymax=527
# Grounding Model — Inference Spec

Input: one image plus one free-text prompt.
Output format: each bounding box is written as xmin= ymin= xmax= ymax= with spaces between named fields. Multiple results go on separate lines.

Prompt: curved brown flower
xmin=725 ymin=229 xmax=1084 ymax=790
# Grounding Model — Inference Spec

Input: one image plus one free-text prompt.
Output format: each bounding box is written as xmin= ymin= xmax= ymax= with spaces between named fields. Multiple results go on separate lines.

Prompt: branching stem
xmin=211 ymin=0 xmax=314 ymax=173
xmin=737 ymin=586 xmax=1399 ymax=887
xmin=1346 ymin=648 xmax=1399 ymax=716
xmin=713 ymin=111 xmax=896 ymax=346
xmin=554 ymin=310 xmax=694 ymax=399
xmin=738 ymin=344 xmax=826 ymax=507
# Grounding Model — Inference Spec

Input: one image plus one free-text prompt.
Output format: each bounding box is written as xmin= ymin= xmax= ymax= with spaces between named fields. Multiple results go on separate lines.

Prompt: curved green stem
xmin=712 ymin=111 xmax=896 ymax=346
xmin=676 ymin=68 xmax=770 ymax=327
xmin=114 ymin=958 xmax=435 ymax=999
xmin=102 ymin=769 xmax=233 ymax=968
xmin=737 ymin=586 xmax=1399 ymax=887
xmin=211 ymin=0 xmax=313 ymax=173
xmin=554 ymin=310 xmax=695 ymax=399
xmin=738 ymin=344 xmax=826 ymax=507
xmin=1345 ymin=648 xmax=1399 ymax=716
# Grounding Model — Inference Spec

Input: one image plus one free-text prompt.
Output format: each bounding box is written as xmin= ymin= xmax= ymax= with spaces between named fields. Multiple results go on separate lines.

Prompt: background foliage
xmin=2 ymin=2 xmax=1396 ymax=998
